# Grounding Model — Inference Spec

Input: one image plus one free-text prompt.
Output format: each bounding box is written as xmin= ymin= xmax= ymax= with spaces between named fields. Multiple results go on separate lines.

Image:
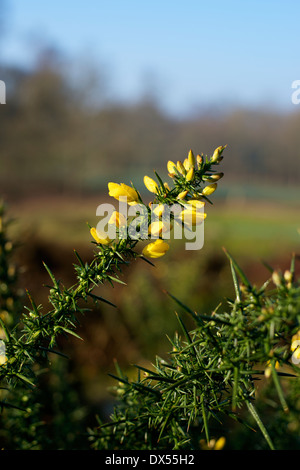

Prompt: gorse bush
xmin=88 ymin=252 xmax=300 ymax=450
xmin=0 ymin=145 xmax=299 ymax=450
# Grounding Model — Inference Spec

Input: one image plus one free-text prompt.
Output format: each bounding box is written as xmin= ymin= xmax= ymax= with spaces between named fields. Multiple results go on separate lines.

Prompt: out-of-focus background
xmin=0 ymin=0 xmax=300 ymax=447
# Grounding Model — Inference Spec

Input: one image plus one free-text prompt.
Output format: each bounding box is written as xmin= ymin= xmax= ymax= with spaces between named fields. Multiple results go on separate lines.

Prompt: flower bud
xmin=272 ymin=270 xmax=282 ymax=287
xmin=202 ymin=183 xmax=217 ymax=196
xmin=179 ymin=209 xmax=207 ymax=226
xmin=188 ymin=149 xmax=195 ymax=167
xmin=211 ymin=145 xmax=227 ymax=163
xmin=148 ymin=220 xmax=172 ymax=237
xmin=153 ymin=204 xmax=165 ymax=217
xmin=108 ymin=182 xmax=139 ymax=204
xmin=186 ymin=167 xmax=194 ymax=182
xmin=284 ymin=270 xmax=293 ymax=283
xmin=183 ymin=158 xmax=192 ymax=171
xmin=142 ymin=239 xmax=169 ymax=258
xmin=203 ymin=172 xmax=224 ymax=182
xmin=167 ymin=160 xmax=177 ymax=177
xmin=196 ymin=154 xmax=203 ymax=167
xmin=108 ymin=211 xmax=127 ymax=228
xmin=90 ymin=227 xmax=111 ymax=245
xmin=177 ymin=190 xmax=188 ymax=200
xmin=144 ymin=176 xmax=159 ymax=194
xmin=185 ymin=200 xmax=205 ymax=209
xmin=176 ymin=160 xmax=185 ymax=175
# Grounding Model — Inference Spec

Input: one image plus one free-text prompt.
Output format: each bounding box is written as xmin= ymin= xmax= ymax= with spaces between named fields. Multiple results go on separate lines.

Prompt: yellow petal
xmin=186 ymin=167 xmax=194 ymax=182
xmin=196 ymin=154 xmax=203 ymax=167
xmin=142 ymin=239 xmax=169 ymax=258
xmin=183 ymin=158 xmax=192 ymax=171
xmin=167 ymin=160 xmax=177 ymax=176
xmin=176 ymin=160 xmax=185 ymax=175
xmin=108 ymin=182 xmax=139 ymax=203
xmin=144 ymin=176 xmax=159 ymax=194
xmin=108 ymin=211 xmax=127 ymax=227
xmin=188 ymin=149 xmax=195 ymax=167
xmin=179 ymin=209 xmax=207 ymax=226
xmin=214 ymin=437 xmax=226 ymax=450
xmin=153 ymin=204 xmax=165 ymax=217
xmin=202 ymin=183 xmax=217 ymax=196
xmin=90 ymin=227 xmax=111 ymax=245
xmin=148 ymin=221 xmax=172 ymax=237
xmin=185 ymin=200 xmax=205 ymax=209
xmin=177 ymin=190 xmax=188 ymax=200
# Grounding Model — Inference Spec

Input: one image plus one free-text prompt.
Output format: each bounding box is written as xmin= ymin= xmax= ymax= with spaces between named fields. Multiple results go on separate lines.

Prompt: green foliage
xmin=88 ymin=252 xmax=300 ymax=450
xmin=0 ymin=145 xmax=299 ymax=451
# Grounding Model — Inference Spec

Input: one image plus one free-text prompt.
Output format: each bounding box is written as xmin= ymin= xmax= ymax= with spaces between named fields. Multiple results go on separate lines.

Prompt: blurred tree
xmin=0 ymin=42 xmax=300 ymax=199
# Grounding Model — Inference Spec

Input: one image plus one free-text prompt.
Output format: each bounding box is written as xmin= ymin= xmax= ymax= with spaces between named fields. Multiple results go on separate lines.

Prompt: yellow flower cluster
xmin=167 ymin=149 xmax=196 ymax=180
xmin=90 ymin=146 xmax=225 ymax=259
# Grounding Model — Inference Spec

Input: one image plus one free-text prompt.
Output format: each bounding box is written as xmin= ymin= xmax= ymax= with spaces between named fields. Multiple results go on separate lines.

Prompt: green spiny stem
xmin=271 ymin=360 xmax=289 ymax=413
xmin=246 ymin=400 xmax=275 ymax=450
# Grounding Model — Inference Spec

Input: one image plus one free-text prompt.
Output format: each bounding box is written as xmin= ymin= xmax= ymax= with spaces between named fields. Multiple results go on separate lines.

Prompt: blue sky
xmin=1 ymin=0 xmax=299 ymax=115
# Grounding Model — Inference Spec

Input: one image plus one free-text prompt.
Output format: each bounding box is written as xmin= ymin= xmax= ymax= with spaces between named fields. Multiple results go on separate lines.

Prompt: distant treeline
xmin=1 ymin=58 xmax=300 ymax=199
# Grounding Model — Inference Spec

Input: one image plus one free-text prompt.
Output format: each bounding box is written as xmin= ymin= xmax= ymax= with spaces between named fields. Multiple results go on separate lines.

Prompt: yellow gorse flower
xmin=108 ymin=211 xmax=127 ymax=227
xmin=179 ymin=209 xmax=207 ymax=226
xmin=108 ymin=182 xmax=139 ymax=204
xmin=167 ymin=160 xmax=177 ymax=177
xmin=185 ymin=200 xmax=205 ymax=209
xmin=90 ymin=227 xmax=111 ymax=245
xmin=204 ymin=172 xmax=224 ymax=182
xmin=177 ymin=190 xmax=188 ymax=200
xmin=167 ymin=150 xmax=198 ymax=179
xmin=153 ymin=204 xmax=165 ymax=217
xmin=176 ymin=160 xmax=185 ymax=175
xmin=188 ymin=149 xmax=195 ymax=167
xmin=211 ymin=145 xmax=227 ymax=163
xmin=196 ymin=154 xmax=203 ymax=167
xmin=202 ymin=183 xmax=217 ymax=196
xmin=185 ymin=167 xmax=194 ymax=182
xmin=183 ymin=157 xmax=192 ymax=172
xmin=144 ymin=176 xmax=159 ymax=194
xmin=148 ymin=220 xmax=172 ymax=237
xmin=142 ymin=239 xmax=169 ymax=258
